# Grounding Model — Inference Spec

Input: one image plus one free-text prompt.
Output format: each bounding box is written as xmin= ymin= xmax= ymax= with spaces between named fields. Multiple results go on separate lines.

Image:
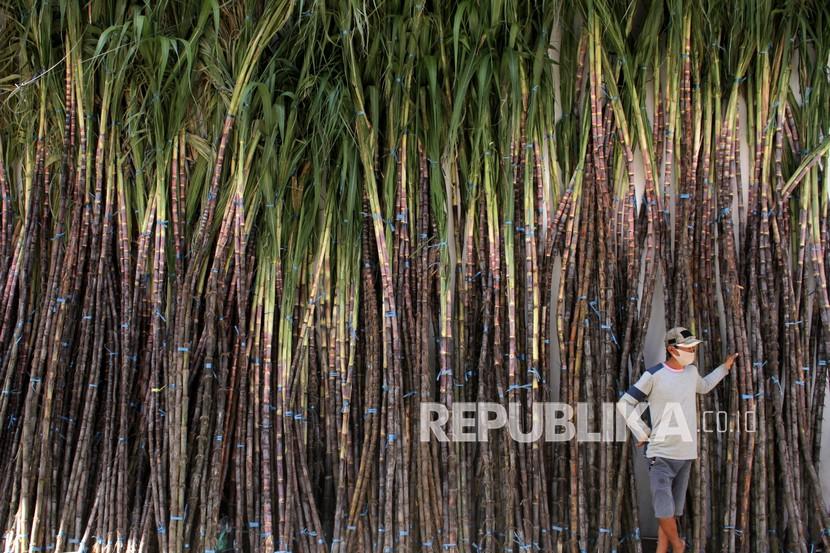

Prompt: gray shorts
xmin=647 ymin=456 xmax=693 ymax=518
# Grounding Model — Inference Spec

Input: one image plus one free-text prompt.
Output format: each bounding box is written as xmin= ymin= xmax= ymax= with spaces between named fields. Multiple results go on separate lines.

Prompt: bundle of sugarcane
xmin=1 ymin=1 xmax=830 ymax=553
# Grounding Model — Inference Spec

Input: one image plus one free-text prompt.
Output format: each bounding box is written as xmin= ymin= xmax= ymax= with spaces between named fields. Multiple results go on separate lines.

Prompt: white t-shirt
xmin=616 ymin=361 xmax=729 ymax=459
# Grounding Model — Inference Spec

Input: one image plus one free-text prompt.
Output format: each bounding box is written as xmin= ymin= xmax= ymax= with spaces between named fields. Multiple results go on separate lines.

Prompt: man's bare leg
xmin=656 ymin=516 xmax=685 ymax=552
xmin=657 ymin=524 xmax=668 ymax=553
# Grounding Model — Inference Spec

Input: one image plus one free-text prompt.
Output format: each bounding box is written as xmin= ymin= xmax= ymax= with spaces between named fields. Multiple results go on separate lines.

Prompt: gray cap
xmin=665 ymin=326 xmax=703 ymax=347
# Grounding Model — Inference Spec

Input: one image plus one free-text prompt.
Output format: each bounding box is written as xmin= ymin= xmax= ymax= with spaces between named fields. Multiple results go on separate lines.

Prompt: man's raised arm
xmin=695 ymin=353 xmax=738 ymax=394
xmin=695 ymin=364 xmax=727 ymax=394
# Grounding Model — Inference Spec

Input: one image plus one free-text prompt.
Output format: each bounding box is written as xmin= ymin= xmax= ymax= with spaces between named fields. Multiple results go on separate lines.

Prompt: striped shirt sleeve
xmin=616 ymin=371 xmax=655 ymax=442
xmin=695 ymin=363 xmax=728 ymax=394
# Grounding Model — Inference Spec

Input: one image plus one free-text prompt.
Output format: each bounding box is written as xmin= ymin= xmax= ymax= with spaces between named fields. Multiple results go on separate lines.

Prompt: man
xmin=616 ymin=327 xmax=739 ymax=553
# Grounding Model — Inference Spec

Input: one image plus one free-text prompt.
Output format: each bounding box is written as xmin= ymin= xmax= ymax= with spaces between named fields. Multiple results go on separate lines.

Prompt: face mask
xmin=671 ymin=348 xmax=695 ymax=366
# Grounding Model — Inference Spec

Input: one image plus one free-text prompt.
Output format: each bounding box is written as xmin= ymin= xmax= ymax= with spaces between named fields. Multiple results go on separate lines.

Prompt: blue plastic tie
xmin=436 ymin=368 xmax=453 ymax=381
